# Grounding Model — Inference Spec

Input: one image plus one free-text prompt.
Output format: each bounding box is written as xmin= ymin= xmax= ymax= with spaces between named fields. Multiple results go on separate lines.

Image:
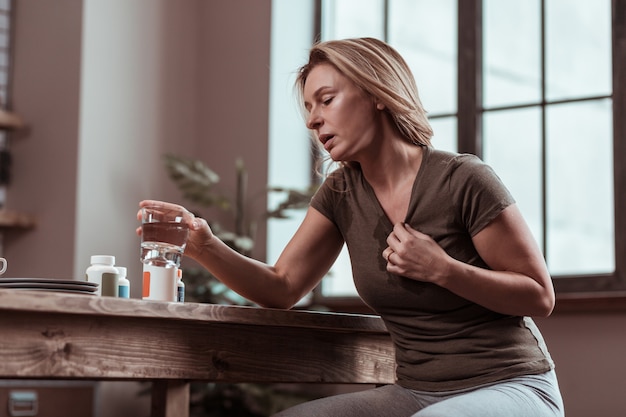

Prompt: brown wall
xmin=7 ymin=0 xmax=83 ymax=276
xmin=536 ymin=313 xmax=626 ymax=417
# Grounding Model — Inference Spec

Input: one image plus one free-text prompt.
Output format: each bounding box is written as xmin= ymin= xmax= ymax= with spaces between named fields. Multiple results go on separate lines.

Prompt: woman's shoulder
xmin=424 ymin=147 xmax=489 ymax=179
xmin=322 ymin=164 xmax=362 ymax=190
xmin=311 ymin=165 xmax=363 ymax=220
xmin=428 ymin=147 xmax=483 ymax=167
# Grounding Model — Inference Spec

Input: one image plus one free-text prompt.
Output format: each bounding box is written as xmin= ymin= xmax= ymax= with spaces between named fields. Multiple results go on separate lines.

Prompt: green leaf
xmin=163 ymin=154 xmax=231 ymax=210
xmin=265 ymin=184 xmax=318 ymax=219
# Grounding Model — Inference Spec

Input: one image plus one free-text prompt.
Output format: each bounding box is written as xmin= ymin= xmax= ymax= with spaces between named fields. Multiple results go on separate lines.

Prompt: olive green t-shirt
xmin=310 ymin=146 xmax=553 ymax=391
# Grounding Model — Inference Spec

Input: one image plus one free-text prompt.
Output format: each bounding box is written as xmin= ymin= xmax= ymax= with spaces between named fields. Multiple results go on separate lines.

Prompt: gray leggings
xmin=273 ymin=370 xmax=564 ymax=417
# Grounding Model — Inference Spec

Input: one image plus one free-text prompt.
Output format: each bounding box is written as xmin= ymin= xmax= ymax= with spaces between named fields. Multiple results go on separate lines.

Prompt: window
xmin=477 ymin=0 xmax=622 ymax=294
xmin=0 ymin=0 xmax=12 ymax=106
xmin=308 ymin=0 xmax=625 ymax=299
xmin=267 ymin=0 xmax=315 ymax=297
xmin=482 ymin=0 xmax=615 ymax=288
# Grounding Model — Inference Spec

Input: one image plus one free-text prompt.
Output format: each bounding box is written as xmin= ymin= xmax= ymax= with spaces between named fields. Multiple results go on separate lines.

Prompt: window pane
xmin=321 ymin=0 xmax=385 ymax=40
xmin=388 ymin=0 xmax=457 ymax=115
xmin=483 ymin=108 xmax=543 ymax=246
xmin=545 ymin=0 xmax=612 ymax=101
xmin=546 ymin=99 xmax=614 ymax=275
xmin=483 ymin=0 xmax=541 ymax=108
xmin=322 ymin=245 xmax=358 ymax=297
xmin=430 ymin=116 xmax=457 ymax=153
xmin=267 ymin=0 xmax=315 ymax=265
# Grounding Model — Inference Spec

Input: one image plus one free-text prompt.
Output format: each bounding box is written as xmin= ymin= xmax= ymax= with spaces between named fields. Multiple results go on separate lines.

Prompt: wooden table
xmin=0 ymin=289 xmax=395 ymax=416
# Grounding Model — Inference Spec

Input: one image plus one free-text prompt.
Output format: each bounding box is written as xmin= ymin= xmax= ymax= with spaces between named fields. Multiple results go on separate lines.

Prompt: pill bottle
xmin=142 ymin=263 xmax=177 ymax=302
xmin=86 ymin=255 xmax=118 ymax=296
xmin=176 ymin=268 xmax=185 ymax=303
xmin=117 ymin=266 xmax=130 ymax=298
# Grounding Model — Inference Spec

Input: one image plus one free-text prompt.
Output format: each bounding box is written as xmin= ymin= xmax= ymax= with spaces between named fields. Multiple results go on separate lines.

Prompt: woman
xmin=138 ymin=38 xmax=564 ymax=416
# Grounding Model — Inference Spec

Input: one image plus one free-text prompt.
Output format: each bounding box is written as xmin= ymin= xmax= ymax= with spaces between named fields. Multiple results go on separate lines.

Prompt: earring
xmin=376 ymin=103 xmax=385 ymax=110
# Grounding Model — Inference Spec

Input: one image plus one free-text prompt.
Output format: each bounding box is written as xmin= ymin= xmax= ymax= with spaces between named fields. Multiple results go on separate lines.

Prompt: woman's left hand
xmin=382 ymin=223 xmax=450 ymax=285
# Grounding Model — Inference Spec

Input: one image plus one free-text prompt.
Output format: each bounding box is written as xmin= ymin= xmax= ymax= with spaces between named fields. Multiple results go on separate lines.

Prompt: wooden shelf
xmin=0 ymin=110 xmax=30 ymax=232
xmin=0 ymin=209 xmax=36 ymax=228
xmin=0 ymin=109 xmax=24 ymax=130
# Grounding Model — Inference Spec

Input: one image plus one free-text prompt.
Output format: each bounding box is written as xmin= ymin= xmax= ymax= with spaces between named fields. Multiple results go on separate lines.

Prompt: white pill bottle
xmin=117 ymin=266 xmax=130 ymax=298
xmin=86 ymin=255 xmax=118 ymax=296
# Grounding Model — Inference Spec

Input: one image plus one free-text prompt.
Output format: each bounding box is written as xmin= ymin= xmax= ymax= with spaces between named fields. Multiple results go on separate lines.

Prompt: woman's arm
xmin=138 ymin=200 xmax=344 ymax=309
xmin=383 ymin=204 xmax=555 ymax=317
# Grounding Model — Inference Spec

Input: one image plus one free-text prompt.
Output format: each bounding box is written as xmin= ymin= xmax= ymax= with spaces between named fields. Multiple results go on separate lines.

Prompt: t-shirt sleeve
xmin=310 ymin=170 xmax=343 ymax=225
xmin=448 ymin=154 xmax=516 ymax=237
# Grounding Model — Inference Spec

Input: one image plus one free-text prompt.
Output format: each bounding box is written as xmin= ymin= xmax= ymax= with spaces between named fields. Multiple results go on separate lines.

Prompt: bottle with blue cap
xmin=176 ymin=268 xmax=185 ymax=303
xmin=117 ymin=266 xmax=130 ymax=298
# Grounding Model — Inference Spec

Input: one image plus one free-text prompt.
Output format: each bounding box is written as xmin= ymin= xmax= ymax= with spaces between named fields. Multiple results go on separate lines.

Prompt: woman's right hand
xmin=137 ymin=199 xmax=215 ymax=262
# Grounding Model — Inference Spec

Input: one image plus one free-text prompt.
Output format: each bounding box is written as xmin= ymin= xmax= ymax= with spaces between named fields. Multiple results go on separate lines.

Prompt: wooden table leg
xmin=151 ymin=380 xmax=190 ymax=417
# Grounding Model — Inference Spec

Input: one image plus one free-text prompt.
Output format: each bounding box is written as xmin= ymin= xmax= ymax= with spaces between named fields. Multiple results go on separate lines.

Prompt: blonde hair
xmin=296 ymin=37 xmax=433 ymax=150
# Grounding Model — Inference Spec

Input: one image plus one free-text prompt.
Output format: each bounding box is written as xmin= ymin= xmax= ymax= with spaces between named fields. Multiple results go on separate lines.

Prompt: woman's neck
xmin=360 ymin=138 xmax=424 ymax=190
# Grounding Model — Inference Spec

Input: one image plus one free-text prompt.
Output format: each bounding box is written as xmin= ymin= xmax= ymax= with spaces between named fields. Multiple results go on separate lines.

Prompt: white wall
xmin=76 ymin=0 xmax=201 ymax=296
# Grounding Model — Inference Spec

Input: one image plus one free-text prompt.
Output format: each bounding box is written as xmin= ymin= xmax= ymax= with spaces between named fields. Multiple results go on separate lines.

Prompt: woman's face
xmin=303 ymin=63 xmax=382 ymax=162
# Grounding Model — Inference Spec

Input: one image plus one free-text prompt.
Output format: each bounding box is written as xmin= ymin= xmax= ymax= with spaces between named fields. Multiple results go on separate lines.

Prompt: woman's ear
xmin=376 ymin=102 xmax=385 ymax=110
